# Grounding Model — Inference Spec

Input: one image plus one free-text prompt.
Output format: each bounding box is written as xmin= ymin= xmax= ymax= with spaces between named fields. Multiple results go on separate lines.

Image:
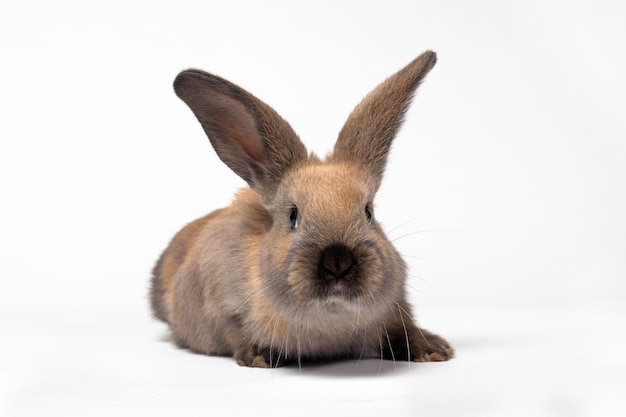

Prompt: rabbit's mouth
xmin=322 ymin=280 xmax=358 ymax=301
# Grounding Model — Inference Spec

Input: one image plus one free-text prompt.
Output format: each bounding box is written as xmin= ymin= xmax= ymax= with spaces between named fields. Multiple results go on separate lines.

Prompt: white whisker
xmin=296 ymin=325 xmax=302 ymax=371
xmin=269 ymin=319 xmax=277 ymax=368
xmin=381 ymin=321 xmax=396 ymax=369
xmin=389 ymin=227 xmax=461 ymax=244
xmin=357 ymin=324 xmax=367 ymax=365
xmin=396 ymin=303 xmax=416 ymax=323
xmin=416 ymin=325 xmax=431 ymax=347
xmin=383 ymin=215 xmax=425 ymax=235
xmin=377 ymin=326 xmax=384 ymax=374
xmin=396 ymin=302 xmax=411 ymax=366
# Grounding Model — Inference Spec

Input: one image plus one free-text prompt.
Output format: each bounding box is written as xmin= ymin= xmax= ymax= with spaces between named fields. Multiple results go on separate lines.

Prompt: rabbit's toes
xmin=411 ymin=329 xmax=454 ymax=362
xmin=234 ymin=345 xmax=284 ymax=368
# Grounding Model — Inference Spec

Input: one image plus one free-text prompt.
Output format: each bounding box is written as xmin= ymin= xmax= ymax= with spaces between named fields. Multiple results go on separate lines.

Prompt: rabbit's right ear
xmin=174 ymin=70 xmax=307 ymax=200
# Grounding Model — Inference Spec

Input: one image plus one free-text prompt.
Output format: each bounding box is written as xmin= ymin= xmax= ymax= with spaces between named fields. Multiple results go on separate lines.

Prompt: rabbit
xmin=150 ymin=50 xmax=454 ymax=367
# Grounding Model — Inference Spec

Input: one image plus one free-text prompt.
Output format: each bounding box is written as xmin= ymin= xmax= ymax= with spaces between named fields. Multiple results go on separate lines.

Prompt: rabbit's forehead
xmin=284 ymin=163 xmax=374 ymax=203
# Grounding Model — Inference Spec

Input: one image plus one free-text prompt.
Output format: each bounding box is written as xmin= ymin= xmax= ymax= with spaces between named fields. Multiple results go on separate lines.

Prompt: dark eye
xmin=289 ymin=206 xmax=299 ymax=229
xmin=365 ymin=205 xmax=373 ymax=223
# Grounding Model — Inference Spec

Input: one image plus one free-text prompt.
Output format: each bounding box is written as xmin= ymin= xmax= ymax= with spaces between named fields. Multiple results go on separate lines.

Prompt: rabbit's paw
xmin=411 ymin=329 xmax=454 ymax=362
xmin=234 ymin=345 xmax=285 ymax=368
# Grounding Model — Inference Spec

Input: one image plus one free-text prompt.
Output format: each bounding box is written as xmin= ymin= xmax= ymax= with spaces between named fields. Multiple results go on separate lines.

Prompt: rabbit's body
xmin=151 ymin=51 xmax=453 ymax=367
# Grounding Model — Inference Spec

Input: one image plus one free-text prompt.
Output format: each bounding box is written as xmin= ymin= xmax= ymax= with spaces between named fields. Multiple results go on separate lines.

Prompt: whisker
xmin=306 ymin=309 xmax=313 ymax=351
xmin=269 ymin=320 xmax=276 ymax=368
xmin=381 ymin=321 xmax=396 ymax=369
xmin=416 ymin=325 xmax=431 ymax=347
xmin=377 ymin=326 xmax=384 ymax=374
xmin=369 ymin=294 xmax=377 ymax=310
xmin=399 ymin=253 xmax=428 ymax=260
xmin=396 ymin=302 xmax=411 ymax=366
xmin=262 ymin=312 xmax=276 ymax=336
xmin=276 ymin=304 xmax=292 ymax=368
xmin=390 ymin=227 xmax=460 ymax=244
xmin=296 ymin=326 xmax=302 ymax=372
xmin=234 ymin=292 xmax=256 ymax=314
xmin=352 ymin=302 xmax=361 ymax=334
xmin=357 ymin=324 xmax=367 ymax=364
xmin=407 ymin=271 xmax=426 ymax=280
xmin=383 ymin=215 xmax=425 ymax=235
xmin=404 ymin=282 xmax=428 ymax=297
xmin=275 ymin=333 xmax=286 ymax=368
xmin=395 ymin=303 xmax=416 ymax=323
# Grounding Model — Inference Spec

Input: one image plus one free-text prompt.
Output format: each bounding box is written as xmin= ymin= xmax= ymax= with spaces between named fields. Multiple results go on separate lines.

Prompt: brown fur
xmin=150 ymin=51 xmax=454 ymax=367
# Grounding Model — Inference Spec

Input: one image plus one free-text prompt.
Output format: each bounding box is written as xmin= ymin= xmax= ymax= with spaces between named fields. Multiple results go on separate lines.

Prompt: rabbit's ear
xmin=174 ymin=70 xmax=307 ymax=199
xmin=332 ymin=51 xmax=437 ymax=189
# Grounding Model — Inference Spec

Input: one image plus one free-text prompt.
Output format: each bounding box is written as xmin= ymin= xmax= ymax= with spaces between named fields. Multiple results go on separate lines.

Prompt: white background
xmin=1 ymin=0 xmax=625 ymax=416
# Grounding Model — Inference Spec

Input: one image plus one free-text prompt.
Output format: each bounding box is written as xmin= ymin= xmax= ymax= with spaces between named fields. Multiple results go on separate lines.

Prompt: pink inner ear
xmin=205 ymin=94 xmax=267 ymax=165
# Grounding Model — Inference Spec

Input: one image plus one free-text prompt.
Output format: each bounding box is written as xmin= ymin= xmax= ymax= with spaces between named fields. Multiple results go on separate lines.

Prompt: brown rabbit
xmin=150 ymin=51 xmax=453 ymax=367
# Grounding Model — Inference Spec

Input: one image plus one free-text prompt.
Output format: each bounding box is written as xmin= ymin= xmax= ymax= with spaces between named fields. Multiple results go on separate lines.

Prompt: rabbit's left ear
xmin=332 ymin=51 xmax=437 ymax=189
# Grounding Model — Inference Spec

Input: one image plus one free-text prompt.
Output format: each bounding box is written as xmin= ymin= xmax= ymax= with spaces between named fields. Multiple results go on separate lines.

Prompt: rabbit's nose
xmin=320 ymin=244 xmax=355 ymax=280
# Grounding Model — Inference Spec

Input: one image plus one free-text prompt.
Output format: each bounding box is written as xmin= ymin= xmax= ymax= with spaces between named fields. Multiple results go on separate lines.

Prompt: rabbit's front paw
xmin=234 ymin=345 xmax=285 ymax=368
xmin=411 ymin=329 xmax=454 ymax=362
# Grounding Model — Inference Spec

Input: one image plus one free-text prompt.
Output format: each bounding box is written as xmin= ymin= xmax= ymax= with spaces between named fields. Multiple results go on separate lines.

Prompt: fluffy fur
xmin=150 ymin=51 xmax=454 ymax=367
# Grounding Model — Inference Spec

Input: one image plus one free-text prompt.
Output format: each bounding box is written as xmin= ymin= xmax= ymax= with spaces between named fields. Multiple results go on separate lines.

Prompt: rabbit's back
xmin=150 ymin=189 xmax=269 ymax=326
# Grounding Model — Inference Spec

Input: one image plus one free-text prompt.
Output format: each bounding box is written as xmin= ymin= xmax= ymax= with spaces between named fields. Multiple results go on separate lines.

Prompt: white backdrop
xmin=1 ymin=1 xmax=625 ymax=416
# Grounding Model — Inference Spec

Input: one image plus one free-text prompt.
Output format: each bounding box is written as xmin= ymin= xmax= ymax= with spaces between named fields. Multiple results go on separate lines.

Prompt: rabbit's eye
xmin=289 ymin=207 xmax=299 ymax=229
xmin=365 ymin=205 xmax=373 ymax=223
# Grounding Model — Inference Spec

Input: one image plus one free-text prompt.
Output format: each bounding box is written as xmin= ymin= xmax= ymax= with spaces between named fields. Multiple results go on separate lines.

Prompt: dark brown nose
xmin=320 ymin=244 xmax=355 ymax=280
